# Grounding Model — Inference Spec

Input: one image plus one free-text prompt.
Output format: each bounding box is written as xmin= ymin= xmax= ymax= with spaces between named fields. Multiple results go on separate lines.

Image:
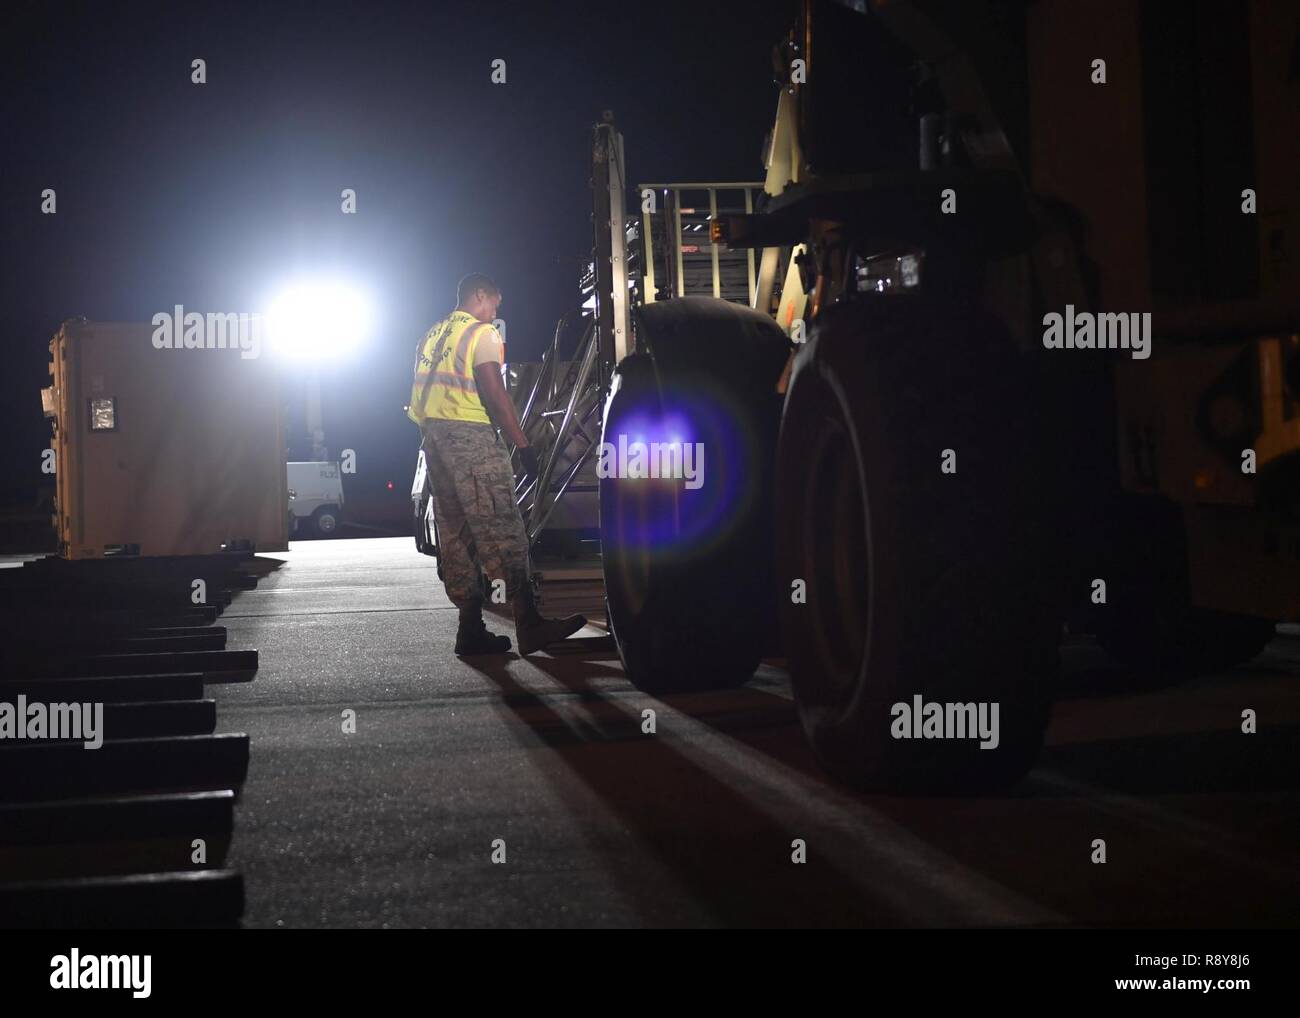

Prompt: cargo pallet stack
xmin=0 ymin=554 xmax=262 ymax=928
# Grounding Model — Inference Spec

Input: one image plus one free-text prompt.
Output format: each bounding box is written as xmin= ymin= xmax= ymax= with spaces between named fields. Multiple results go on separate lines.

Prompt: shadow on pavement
xmin=465 ymin=653 xmax=908 ymax=927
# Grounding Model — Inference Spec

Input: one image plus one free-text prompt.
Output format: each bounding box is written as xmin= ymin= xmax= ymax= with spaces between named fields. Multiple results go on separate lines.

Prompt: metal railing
xmin=637 ymin=182 xmax=765 ymax=306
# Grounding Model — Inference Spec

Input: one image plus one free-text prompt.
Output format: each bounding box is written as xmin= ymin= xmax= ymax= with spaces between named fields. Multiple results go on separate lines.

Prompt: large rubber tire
xmin=1092 ymin=494 xmax=1276 ymax=678
xmin=776 ymin=298 xmax=1065 ymax=793
xmin=600 ymin=298 xmax=789 ymax=694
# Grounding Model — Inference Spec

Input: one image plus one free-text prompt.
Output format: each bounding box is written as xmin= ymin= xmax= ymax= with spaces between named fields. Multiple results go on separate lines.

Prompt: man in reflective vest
xmin=410 ymin=273 xmax=586 ymax=656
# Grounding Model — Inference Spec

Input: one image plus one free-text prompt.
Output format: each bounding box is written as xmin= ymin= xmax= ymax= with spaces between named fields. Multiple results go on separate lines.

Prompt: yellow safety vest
xmin=407 ymin=311 xmax=495 ymax=425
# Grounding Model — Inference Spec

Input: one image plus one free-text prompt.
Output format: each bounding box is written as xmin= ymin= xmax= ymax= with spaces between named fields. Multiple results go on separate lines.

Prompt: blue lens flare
xmin=603 ymin=376 xmax=766 ymax=560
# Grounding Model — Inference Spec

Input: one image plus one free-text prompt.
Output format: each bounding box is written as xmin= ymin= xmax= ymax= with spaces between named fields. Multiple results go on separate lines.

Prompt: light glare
xmin=267 ymin=282 xmax=372 ymax=360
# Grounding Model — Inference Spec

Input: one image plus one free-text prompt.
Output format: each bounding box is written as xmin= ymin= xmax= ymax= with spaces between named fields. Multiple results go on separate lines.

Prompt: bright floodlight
xmin=267 ymin=281 xmax=372 ymax=360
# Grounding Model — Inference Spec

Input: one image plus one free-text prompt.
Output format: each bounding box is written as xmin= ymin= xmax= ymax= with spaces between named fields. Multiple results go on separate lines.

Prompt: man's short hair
xmin=457 ymin=273 xmax=499 ymax=306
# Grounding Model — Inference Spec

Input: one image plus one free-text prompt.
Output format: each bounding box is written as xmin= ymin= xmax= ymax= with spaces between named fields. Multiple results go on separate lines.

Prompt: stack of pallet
xmin=0 ymin=554 xmax=260 ymax=928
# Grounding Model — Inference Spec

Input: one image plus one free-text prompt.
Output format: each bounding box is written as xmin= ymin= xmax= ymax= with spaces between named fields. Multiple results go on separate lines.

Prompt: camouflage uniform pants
xmin=419 ymin=419 xmax=530 ymax=608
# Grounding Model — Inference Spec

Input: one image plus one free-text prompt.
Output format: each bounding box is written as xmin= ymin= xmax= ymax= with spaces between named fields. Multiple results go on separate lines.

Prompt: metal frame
xmin=512 ymin=314 xmax=604 ymax=543
xmin=509 ymin=105 xmax=809 ymax=548
xmin=638 ymin=182 xmax=766 ymax=307
xmin=591 ymin=112 xmax=632 ymax=379
xmin=500 ymin=108 xmax=806 ymax=553
xmin=504 ymin=113 xmax=632 ymax=547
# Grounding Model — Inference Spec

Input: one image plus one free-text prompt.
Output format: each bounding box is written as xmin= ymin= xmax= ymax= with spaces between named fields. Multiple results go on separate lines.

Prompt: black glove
xmin=517 ymin=445 xmax=540 ymax=482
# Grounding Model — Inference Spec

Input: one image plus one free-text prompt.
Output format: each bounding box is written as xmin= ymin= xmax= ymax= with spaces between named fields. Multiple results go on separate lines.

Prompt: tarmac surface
xmin=215 ymin=537 xmax=1300 ymax=928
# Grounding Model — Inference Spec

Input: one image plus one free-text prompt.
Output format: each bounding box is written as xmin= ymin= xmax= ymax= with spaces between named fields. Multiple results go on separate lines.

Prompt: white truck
xmin=287 ymin=461 xmax=344 ymax=538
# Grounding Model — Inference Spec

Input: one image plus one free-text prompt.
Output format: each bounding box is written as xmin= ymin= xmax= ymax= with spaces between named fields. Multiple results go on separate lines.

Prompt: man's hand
xmin=517 ymin=445 xmax=540 ymax=482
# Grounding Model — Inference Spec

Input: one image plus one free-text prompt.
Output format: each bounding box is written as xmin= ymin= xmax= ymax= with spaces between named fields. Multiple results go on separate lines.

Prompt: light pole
xmin=306 ymin=371 xmax=327 ymax=460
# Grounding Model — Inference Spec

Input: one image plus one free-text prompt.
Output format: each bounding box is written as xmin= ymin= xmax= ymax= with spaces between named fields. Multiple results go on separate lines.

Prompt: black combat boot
xmin=513 ymin=584 xmax=586 ymax=655
xmin=454 ymin=599 xmax=512 ymax=656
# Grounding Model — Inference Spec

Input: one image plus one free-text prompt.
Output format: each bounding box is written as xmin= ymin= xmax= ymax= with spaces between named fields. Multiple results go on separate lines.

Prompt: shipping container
xmin=43 ymin=319 xmax=289 ymax=559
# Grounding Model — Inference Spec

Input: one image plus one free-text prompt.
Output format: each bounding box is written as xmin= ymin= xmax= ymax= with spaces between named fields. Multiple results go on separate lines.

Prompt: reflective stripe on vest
xmin=407 ymin=312 xmax=493 ymax=424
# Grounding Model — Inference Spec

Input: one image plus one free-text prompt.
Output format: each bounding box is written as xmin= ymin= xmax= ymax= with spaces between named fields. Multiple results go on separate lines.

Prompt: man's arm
xmin=474 ymin=360 xmax=529 ymax=449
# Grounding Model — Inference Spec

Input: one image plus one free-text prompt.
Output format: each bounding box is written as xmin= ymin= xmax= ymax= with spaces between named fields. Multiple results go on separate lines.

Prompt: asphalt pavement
xmin=214 ymin=537 xmax=1300 ymax=928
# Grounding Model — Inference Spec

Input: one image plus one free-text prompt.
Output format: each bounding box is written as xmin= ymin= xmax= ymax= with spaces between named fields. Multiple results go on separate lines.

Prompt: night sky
xmin=0 ymin=0 xmax=793 ymax=510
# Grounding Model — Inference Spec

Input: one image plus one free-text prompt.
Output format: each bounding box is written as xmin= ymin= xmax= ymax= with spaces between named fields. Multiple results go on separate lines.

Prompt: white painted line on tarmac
xmin=526 ymin=680 xmax=1065 ymax=928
